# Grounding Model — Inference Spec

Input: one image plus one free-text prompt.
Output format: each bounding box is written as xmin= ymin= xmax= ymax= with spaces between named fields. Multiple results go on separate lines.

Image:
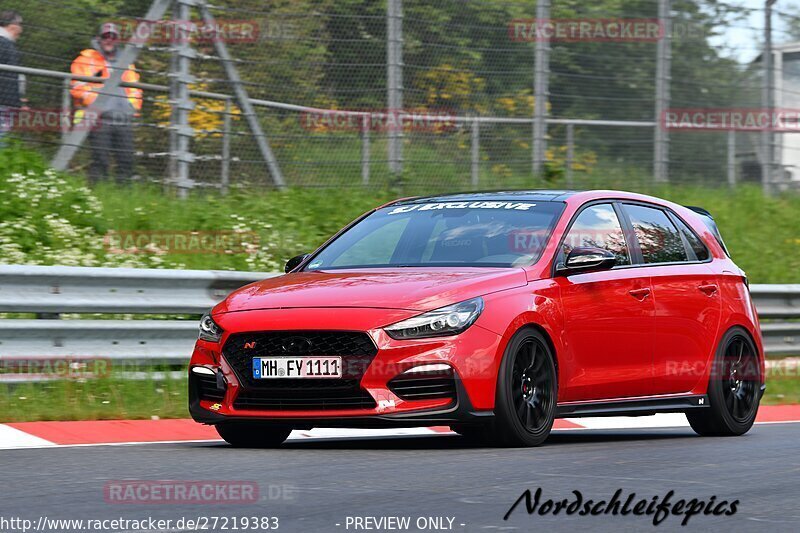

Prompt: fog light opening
xmin=390 ymin=364 xmax=457 ymax=402
xmin=402 ymin=363 xmax=453 ymax=375
xmin=191 ymin=366 xmax=217 ymax=376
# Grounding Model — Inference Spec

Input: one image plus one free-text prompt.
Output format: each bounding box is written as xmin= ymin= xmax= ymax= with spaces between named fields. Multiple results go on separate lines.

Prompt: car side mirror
xmin=556 ymin=247 xmax=617 ymax=276
xmin=285 ymin=253 xmax=310 ymax=273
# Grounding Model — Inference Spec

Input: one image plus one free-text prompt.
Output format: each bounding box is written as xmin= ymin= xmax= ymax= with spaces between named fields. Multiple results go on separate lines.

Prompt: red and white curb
xmin=1 ymin=406 xmax=798 ymax=450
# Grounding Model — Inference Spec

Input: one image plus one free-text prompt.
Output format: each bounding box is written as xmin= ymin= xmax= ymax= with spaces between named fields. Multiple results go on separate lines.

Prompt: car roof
xmin=389 ymin=190 xmax=580 ymax=205
xmin=386 ymin=189 xmax=679 ymax=207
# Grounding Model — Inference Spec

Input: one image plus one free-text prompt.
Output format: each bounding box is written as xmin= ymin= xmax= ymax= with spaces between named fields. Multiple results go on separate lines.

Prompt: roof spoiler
xmin=684 ymin=205 xmax=714 ymax=219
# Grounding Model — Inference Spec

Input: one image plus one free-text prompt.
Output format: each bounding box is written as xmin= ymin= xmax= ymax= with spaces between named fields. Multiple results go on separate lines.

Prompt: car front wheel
xmin=490 ymin=328 xmax=557 ymax=447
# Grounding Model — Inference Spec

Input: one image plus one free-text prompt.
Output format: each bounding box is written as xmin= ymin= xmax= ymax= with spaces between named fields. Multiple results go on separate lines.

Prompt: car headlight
xmin=199 ymin=313 xmax=224 ymax=343
xmin=384 ymin=297 xmax=484 ymax=340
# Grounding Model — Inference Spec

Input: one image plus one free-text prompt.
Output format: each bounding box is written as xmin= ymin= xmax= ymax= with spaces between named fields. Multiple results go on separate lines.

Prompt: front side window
xmin=624 ymin=204 xmax=688 ymax=264
xmin=560 ymin=203 xmax=631 ymax=266
xmin=305 ymin=200 xmax=565 ymax=270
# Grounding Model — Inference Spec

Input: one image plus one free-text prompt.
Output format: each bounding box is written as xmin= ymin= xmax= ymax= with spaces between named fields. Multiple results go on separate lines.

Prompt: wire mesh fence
xmin=3 ymin=0 xmax=800 ymax=194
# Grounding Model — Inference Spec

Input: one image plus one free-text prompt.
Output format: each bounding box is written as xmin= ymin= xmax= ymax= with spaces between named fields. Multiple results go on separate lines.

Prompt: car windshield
xmin=304 ymin=200 xmax=565 ymax=270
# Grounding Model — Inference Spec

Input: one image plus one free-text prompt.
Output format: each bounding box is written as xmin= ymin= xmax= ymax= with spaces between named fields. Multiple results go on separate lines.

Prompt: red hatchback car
xmin=189 ymin=190 xmax=764 ymax=447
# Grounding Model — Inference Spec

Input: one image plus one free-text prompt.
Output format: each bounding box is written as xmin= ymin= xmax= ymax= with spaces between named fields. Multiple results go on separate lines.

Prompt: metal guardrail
xmin=750 ymin=284 xmax=800 ymax=357
xmin=760 ymin=322 xmax=800 ymax=358
xmin=0 ymin=267 xmax=797 ymax=363
xmin=750 ymin=285 xmax=800 ymax=357
xmin=0 ymin=264 xmax=275 ymax=315
xmin=0 ymin=265 xmax=275 ymax=362
xmin=749 ymin=284 xmax=800 ymax=319
xmin=0 ymin=320 xmax=196 ymax=361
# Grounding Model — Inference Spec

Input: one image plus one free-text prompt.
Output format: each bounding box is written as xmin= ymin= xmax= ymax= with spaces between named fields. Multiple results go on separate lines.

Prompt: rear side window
xmin=672 ymin=216 xmax=710 ymax=261
xmin=560 ymin=203 xmax=631 ymax=266
xmin=623 ymin=204 xmax=688 ymax=264
xmin=696 ymin=213 xmax=730 ymax=257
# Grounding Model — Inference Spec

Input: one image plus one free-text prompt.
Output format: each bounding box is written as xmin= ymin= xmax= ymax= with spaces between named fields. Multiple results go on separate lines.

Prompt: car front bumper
xmin=187 ymin=310 xmax=503 ymax=427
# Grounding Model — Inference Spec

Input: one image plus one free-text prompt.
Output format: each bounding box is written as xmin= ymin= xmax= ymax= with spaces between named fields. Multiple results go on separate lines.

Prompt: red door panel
xmin=649 ymin=264 xmax=722 ymax=394
xmin=556 ymin=269 xmax=654 ymax=401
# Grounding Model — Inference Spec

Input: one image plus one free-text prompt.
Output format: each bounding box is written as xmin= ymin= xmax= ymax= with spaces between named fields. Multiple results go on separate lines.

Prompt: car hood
xmin=214 ymin=267 xmax=528 ymax=314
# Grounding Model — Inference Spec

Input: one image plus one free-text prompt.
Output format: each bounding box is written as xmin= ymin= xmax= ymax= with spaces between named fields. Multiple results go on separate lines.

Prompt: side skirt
xmin=555 ymin=394 xmax=710 ymax=418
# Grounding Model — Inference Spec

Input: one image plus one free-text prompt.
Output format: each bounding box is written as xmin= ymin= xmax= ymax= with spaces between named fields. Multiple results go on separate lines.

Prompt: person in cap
xmin=70 ymin=22 xmax=142 ymax=183
xmin=0 ymin=10 xmax=26 ymax=144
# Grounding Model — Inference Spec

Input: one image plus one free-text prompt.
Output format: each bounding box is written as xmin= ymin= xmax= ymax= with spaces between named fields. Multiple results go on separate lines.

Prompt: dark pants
xmin=88 ymin=115 xmax=135 ymax=184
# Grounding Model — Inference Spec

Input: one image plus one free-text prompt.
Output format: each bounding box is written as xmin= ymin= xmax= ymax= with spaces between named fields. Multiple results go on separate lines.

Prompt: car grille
xmin=223 ymin=331 xmax=378 ymax=411
xmin=388 ymin=371 xmax=457 ymax=402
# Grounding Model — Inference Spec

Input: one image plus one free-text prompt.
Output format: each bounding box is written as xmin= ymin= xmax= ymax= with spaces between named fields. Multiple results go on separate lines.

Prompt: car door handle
xmin=698 ymin=284 xmax=718 ymax=296
xmin=628 ymin=288 xmax=651 ymax=301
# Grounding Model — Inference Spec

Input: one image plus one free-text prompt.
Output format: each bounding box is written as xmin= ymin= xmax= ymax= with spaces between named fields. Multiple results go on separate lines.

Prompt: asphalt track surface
xmin=1 ymin=423 xmax=799 ymax=533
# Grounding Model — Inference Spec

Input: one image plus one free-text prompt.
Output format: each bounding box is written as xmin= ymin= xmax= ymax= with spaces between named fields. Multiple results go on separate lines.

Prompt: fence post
xmin=387 ymin=0 xmax=404 ymax=176
xmin=654 ymin=0 xmax=671 ymax=183
xmin=566 ymin=122 xmax=575 ymax=188
xmin=175 ymin=0 xmax=196 ymax=199
xmin=727 ymin=130 xmax=736 ymax=188
xmin=61 ymin=78 xmax=71 ymax=143
xmin=362 ymin=114 xmax=370 ymax=185
xmin=532 ymin=0 xmax=550 ymax=177
xmin=762 ymin=0 xmax=775 ymax=195
xmin=199 ymin=4 xmax=286 ymax=189
xmin=167 ymin=0 xmax=179 ymax=184
xmin=471 ymin=117 xmax=480 ymax=188
xmin=221 ymin=97 xmax=232 ymax=195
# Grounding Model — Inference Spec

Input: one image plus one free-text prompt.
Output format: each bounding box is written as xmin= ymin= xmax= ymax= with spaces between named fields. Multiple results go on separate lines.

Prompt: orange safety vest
xmin=70 ymin=48 xmax=142 ymax=112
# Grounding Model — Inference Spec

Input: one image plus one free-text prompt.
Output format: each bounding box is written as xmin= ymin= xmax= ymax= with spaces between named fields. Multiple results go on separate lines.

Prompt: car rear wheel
xmin=216 ymin=422 xmax=293 ymax=447
xmin=687 ymin=328 xmax=761 ymax=437
xmin=490 ymin=328 xmax=557 ymax=447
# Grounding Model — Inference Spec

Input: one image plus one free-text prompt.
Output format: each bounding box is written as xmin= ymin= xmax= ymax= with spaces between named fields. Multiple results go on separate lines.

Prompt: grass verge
xmin=762 ymin=375 xmax=800 ymax=406
xmin=2 ymin=145 xmax=800 ymax=281
xmin=0 ymin=373 xmax=188 ymax=423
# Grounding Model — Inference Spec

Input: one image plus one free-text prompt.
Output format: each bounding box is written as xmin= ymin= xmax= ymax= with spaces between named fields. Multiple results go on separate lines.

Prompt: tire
xmin=488 ymin=328 xmax=557 ymax=447
xmin=686 ymin=327 xmax=761 ymax=437
xmin=216 ymin=422 xmax=292 ymax=448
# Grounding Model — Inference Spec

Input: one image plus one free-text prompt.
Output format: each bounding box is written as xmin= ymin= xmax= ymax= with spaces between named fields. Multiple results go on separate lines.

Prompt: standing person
xmin=70 ymin=23 xmax=142 ymax=184
xmin=0 ymin=10 xmax=26 ymax=144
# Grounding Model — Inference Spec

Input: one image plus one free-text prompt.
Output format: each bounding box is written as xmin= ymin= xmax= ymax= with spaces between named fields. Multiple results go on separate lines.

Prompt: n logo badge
xmin=244 ymin=341 xmax=256 ymax=349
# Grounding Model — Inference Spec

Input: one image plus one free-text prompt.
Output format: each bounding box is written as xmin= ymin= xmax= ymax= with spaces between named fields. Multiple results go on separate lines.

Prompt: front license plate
xmin=252 ymin=356 xmax=343 ymax=379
